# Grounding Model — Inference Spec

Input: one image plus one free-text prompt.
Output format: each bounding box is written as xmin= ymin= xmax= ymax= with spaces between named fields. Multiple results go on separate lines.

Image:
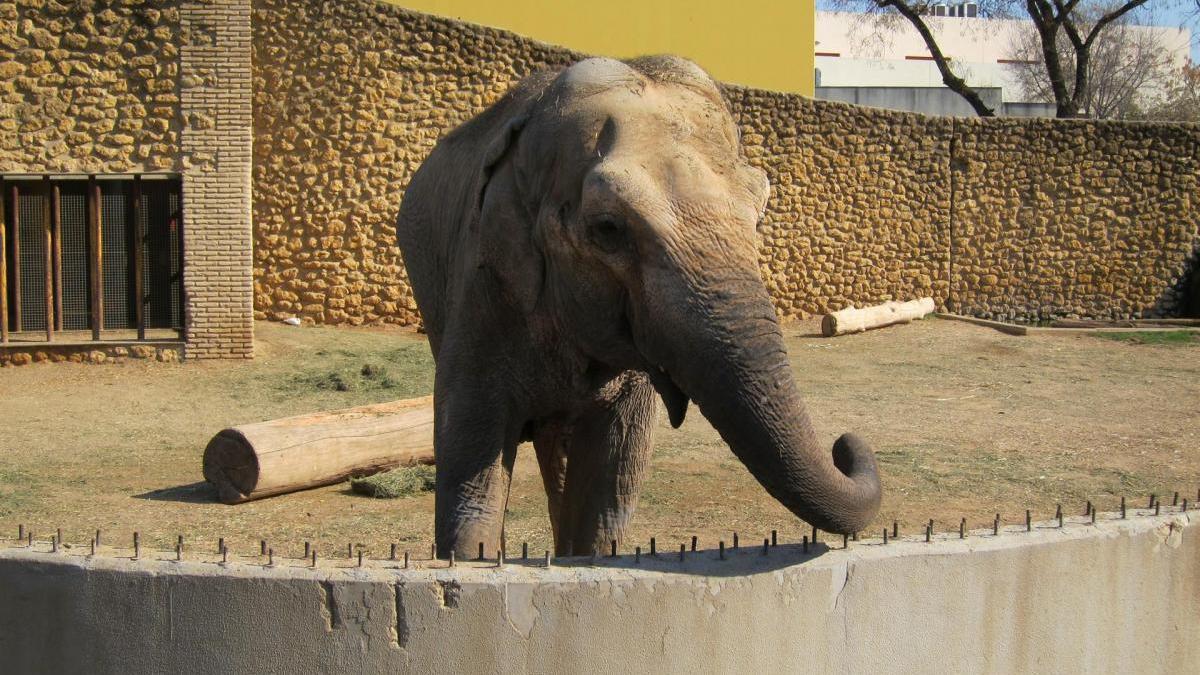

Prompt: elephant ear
xmin=471 ymin=108 xmax=545 ymax=315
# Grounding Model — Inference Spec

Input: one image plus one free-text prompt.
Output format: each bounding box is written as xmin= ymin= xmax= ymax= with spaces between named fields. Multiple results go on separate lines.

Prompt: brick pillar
xmin=179 ymin=0 xmax=254 ymax=359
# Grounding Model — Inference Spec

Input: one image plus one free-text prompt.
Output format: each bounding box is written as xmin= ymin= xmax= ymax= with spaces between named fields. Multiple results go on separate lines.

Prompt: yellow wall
xmin=386 ymin=0 xmax=815 ymax=95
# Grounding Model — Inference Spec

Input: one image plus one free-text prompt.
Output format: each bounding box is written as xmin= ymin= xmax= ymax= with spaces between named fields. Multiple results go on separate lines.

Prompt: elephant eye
xmin=588 ymin=216 xmax=627 ymax=253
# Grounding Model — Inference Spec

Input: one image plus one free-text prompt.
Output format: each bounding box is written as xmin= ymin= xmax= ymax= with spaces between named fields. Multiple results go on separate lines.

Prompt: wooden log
xmin=202 ymin=396 xmax=435 ymax=504
xmin=821 ymin=298 xmax=936 ymax=337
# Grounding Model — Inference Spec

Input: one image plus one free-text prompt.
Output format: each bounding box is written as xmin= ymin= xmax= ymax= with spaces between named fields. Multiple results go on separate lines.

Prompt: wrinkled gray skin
xmin=397 ymin=56 xmax=881 ymax=558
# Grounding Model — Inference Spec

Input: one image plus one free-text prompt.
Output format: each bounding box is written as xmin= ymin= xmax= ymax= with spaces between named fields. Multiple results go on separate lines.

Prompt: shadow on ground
xmin=134 ymin=482 xmax=221 ymax=504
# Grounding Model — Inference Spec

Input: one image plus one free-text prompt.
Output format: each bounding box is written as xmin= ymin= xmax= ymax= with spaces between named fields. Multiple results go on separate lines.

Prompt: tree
xmin=1144 ymin=64 xmax=1200 ymax=120
xmin=1006 ymin=12 xmax=1177 ymax=118
xmin=826 ymin=0 xmax=1168 ymax=118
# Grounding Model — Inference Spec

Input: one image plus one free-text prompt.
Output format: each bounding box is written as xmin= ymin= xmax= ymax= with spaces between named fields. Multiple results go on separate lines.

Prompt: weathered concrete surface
xmin=0 ymin=512 xmax=1195 ymax=673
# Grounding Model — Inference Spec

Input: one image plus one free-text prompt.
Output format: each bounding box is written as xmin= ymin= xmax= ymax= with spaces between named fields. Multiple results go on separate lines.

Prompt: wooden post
xmin=42 ymin=176 xmax=53 ymax=342
xmin=87 ymin=175 xmax=102 ymax=340
xmin=9 ymin=181 xmax=20 ymax=332
xmin=51 ymin=180 xmax=61 ymax=332
xmin=0 ymin=177 xmax=7 ymax=344
xmin=131 ymin=175 xmax=144 ymax=340
xmin=172 ymin=177 xmax=183 ymax=332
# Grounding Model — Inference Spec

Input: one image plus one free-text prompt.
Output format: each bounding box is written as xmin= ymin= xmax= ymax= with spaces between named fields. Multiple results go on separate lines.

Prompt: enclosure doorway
xmin=0 ymin=175 xmax=183 ymax=344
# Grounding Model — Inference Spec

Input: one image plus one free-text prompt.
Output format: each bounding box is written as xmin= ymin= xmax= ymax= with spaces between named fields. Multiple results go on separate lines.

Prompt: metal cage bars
xmin=0 ymin=174 xmax=182 ymax=344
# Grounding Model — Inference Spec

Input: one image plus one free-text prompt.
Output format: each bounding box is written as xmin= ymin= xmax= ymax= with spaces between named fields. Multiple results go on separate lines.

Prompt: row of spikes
xmin=4 ymin=491 xmax=1194 ymax=569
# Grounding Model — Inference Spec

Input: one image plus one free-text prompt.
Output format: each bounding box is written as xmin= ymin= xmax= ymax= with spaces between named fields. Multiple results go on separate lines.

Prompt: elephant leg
xmin=433 ymin=388 xmax=518 ymax=560
xmin=534 ymin=376 xmax=658 ymax=556
xmin=531 ymin=420 xmax=570 ymax=549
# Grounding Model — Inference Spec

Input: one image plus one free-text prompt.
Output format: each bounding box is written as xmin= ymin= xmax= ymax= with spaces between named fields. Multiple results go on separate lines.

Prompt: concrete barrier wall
xmin=0 ymin=511 xmax=1195 ymax=673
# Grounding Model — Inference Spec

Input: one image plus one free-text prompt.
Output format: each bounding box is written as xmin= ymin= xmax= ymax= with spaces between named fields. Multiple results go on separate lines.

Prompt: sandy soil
xmin=1 ymin=318 xmax=1196 ymax=560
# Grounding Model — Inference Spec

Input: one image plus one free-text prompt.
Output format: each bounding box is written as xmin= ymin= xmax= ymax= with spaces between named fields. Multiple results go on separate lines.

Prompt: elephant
xmin=396 ymin=55 xmax=881 ymax=559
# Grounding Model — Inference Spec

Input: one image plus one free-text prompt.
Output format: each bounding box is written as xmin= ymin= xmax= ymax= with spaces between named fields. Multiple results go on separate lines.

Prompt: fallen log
xmin=821 ymin=298 xmax=936 ymax=337
xmin=202 ymin=396 xmax=435 ymax=504
xmin=1049 ymin=318 xmax=1200 ymax=329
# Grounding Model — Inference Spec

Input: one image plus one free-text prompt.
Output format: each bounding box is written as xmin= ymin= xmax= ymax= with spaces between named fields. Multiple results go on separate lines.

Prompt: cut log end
xmin=821 ymin=314 xmax=839 ymax=338
xmin=202 ymin=430 xmax=259 ymax=505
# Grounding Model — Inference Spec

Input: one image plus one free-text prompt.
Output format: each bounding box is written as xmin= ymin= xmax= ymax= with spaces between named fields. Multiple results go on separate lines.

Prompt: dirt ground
xmin=1 ymin=318 xmax=1197 ymax=561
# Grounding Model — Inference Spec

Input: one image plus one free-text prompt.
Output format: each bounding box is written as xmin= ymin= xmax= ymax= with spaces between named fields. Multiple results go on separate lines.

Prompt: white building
xmin=814 ymin=8 xmax=1191 ymax=117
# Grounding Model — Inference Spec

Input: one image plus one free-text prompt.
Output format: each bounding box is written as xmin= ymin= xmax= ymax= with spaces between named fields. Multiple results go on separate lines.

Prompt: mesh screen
xmin=144 ymin=181 xmax=183 ymax=329
xmin=17 ymin=186 xmax=47 ymax=332
xmin=101 ymin=182 xmax=133 ymax=329
xmin=169 ymin=185 xmax=182 ymax=329
xmin=59 ymin=183 xmax=90 ymax=330
xmin=2 ymin=176 xmax=182 ymax=336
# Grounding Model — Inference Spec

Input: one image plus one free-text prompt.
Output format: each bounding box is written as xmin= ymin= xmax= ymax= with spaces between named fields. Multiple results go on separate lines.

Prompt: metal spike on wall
xmin=3 ymin=489 xmax=1193 ymax=574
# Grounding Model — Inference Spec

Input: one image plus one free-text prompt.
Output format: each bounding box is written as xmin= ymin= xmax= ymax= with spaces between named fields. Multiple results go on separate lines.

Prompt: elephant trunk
xmin=644 ymin=270 xmax=881 ymax=535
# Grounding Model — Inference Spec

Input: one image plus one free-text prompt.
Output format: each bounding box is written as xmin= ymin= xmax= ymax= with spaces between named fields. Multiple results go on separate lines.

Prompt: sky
xmin=1154 ymin=3 xmax=1199 ymax=61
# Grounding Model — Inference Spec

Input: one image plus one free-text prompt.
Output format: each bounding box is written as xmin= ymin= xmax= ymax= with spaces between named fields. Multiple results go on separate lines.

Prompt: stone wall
xmin=950 ymin=118 xmax=1200 ymax=321
xmin=251 ymin=0 xmax=1200 ymax=326
xmin=251 ymin=0 xmax=577 ymax=325
xmin=0 ymin=0 xmax=182 ymax=173
xmin=725 ymin=88 xmax=954 ymax=319
xmin=1 ymin=0 xmax=254 ymax=358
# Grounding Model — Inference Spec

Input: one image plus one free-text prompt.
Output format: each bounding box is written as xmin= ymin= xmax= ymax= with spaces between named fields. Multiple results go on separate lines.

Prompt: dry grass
xmin=350 ymin=465 xmax=436 ymax=499
xmin=0 ymin=318 xmax=1197 ymax=559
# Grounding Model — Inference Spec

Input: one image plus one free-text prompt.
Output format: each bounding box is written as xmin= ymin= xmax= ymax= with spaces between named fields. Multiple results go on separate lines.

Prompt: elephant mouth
xmin=647 ymin=366 xmax=689 ymax=428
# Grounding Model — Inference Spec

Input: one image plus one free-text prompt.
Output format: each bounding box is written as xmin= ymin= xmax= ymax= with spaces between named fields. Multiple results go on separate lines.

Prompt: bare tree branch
xmin=1007 ymin=7 xmax=1177 ymax=119
xmin=1084 ymin=0 xmax=1153 ymax=46
xmin=823 ymin=0 xmax=1175 ymax=119
xmin=875 ymin=0 xmax=997 ymax=115
xmin=1027 ymin=0 xmax=1077 ymax=114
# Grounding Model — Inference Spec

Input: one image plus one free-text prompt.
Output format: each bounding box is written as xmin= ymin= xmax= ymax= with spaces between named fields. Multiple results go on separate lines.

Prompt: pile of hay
xmin=349 ymin=464 xmax=436 ymax=498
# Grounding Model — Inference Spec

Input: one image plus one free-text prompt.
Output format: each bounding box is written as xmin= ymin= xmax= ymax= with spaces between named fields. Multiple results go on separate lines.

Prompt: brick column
xmin=179 ymin=0 xmax=253 ymax=358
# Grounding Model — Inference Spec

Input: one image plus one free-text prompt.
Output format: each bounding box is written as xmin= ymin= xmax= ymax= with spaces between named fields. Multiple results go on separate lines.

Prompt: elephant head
xmin=467 ymin=56 xmax=881 ymax=535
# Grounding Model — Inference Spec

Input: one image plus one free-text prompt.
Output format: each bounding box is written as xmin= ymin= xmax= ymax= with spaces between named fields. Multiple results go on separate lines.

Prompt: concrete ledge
xmin=0 ymin=512 xmax=1196 ymax=673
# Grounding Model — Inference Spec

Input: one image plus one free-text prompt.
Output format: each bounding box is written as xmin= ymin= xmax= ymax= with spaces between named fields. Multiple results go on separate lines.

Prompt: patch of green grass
xmin=349 ymin=464 xmax=436 ymax=498
xmin=276 ymin=338 xmax=435 ymax=400
xmin=1092 ymin=330 xmax=1200 ymax=345
xmin=294 ymin=363 xmax=406 ymax=393
xmin=0 ymin=468 xmax=41 ymax=516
